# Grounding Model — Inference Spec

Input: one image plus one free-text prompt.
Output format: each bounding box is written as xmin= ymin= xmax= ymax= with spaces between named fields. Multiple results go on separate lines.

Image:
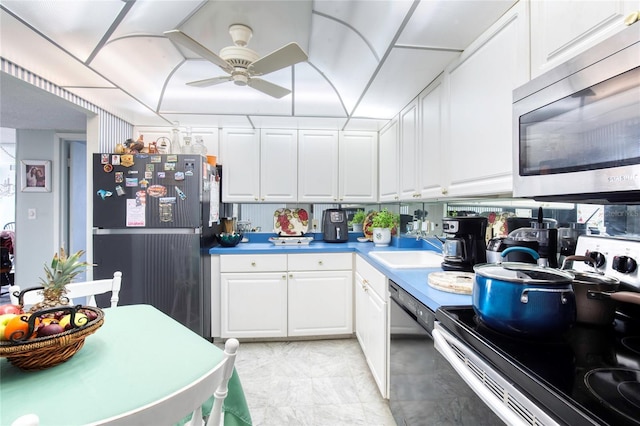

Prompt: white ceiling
xmin=0 ymin=0 xmax=517 ymax=132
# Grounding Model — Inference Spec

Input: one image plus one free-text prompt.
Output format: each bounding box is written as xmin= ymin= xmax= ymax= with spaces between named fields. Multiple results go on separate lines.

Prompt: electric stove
xmin=434 ymin=235 xmax=640 ymax=426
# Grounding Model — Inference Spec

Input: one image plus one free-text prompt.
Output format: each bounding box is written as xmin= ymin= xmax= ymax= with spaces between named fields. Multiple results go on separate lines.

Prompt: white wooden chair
xmin=9 ymin=271 xmax=122 ymax=309
xmin=11 ymin=338 xmax=240 ymax=426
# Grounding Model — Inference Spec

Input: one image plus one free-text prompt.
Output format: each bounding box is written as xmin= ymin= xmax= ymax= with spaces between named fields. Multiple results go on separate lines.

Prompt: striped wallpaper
xmin=1 ymin=57 xmax=133 ymax=151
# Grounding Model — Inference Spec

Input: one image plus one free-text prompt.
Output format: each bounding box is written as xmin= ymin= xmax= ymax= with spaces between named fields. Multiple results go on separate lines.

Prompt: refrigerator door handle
xmin=93 ymin=228 xmax=201 ymax=235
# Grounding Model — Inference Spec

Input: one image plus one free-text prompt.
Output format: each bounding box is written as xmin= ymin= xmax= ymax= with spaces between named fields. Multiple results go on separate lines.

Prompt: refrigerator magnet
xmin=139 ymin=179 xmax=149 ymax=189
xmin=164 ymin=162 xmax=176 ymax=171
xmin=175 ymin=187 xmax=186 ymax=200
xmin=167 ymin=155 xmax=178 ymax=163
xmin=101 ymin=154 xmax=110 ymax=164
xmin=125 ymin=177 xmax=138 ymax=187
xmin=147 ymin=185 xmax=167 ymax=197
xmin=150 ymin=155 xmax=161 ymax=163
xmin=145 ymin=164 xmax=154 ymax=172
xmin=103 ymin=164 xmax=113 ymax=173
xmin=157 ymin=171 xmax=165 ymax=179
xmin=174 ymin=171 xmax=185 ymax=181
xmin=115 ymin=172 xmax=124 ymax=183
xmin=121 ymin=155 xmax=134 ymax=167
xmin=135 ymin=190 xmax=146 ymax=206
xmin=144 ymin=171 xmax=153 ymax=179
xmin=184 ymin=161 xmax=195 ymax=173
xmin=97 ymin=189 xmax=113 ymax=200
xmin=112 ymin=155 xmax=121 ymax=165
xmin=115 ymin=185 xmax=125 ymax=196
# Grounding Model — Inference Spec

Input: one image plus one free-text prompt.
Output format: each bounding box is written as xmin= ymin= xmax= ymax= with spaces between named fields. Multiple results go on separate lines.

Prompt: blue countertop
xmin=209 ymin=233 xmax=472 ymax=313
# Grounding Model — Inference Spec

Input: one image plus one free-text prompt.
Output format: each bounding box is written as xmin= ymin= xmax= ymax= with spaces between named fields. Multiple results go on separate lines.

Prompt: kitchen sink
xmin=368 ymin=250 xmax=443 ymax=269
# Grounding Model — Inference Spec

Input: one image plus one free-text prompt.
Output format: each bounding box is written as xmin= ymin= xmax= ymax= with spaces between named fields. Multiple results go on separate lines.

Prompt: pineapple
xmin=29 ymin=248 xmax=89 ymax=313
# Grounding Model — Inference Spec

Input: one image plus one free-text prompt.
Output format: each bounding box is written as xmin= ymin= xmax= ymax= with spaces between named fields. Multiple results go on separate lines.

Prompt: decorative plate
xmin=362 ymin=212 xmax=377 ymax=241
xmin=273 ymin=208 xmax=309 ymax=236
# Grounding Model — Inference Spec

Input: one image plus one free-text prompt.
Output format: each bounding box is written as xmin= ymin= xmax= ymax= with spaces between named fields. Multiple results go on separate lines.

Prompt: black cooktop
xmin=436 ymin=306 xmax=640 ymax=426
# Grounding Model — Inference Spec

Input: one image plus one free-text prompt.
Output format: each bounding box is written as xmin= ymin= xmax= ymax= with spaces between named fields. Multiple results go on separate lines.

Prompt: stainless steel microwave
xmin=513 ymin=23 xmax=640 ymax=203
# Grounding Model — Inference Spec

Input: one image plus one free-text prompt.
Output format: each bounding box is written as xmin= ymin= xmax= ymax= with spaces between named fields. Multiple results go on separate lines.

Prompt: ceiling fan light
xmin=233 ymin=74 xmax=249 ymax=86
xmin=228 ymin=24 xmax=253 ymax=47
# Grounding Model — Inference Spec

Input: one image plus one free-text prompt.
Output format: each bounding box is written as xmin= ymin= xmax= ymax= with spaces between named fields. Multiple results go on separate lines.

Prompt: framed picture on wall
xmin=21 ymin=160 xmax=51 ymax=192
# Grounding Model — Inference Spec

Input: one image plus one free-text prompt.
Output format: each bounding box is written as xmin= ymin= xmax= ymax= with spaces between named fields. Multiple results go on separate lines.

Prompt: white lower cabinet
xmin=220 ymin=272 xmax=288 ymax=338
xmin=288 ymin=270 xmax=353 ymax=336
xmin=219 ymin=253 xmax=353 ymax=339
xmin=354 ymin=255 xmax=388 ymax=398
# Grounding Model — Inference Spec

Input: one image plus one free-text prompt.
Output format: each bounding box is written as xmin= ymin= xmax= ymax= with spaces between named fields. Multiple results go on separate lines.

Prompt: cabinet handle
xmin=318 ymin=260 xmax=323 ymax=265
xmin=254 ymin=196 xmax=259 ymax=201
xmin=289 ymin=274 xmax=293 ymax=278
xmin=282 ymin=275 xmax=287 ymax=280
xmin=251 ymin=261 xmax=256 ymax=267
xmin=441 ymin=187 xmax=448 ymax=195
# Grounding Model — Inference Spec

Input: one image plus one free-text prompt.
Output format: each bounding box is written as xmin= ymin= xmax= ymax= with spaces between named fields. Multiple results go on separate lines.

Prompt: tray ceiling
xmin=0 ymin=0 xmax=516 ymax=131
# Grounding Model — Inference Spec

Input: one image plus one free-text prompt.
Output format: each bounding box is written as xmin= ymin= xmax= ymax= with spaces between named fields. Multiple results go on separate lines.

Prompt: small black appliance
xmin=322 ymin=209 xmax=348 ymax=243
xmin=441 ymin=216 xmax=487 ymax=272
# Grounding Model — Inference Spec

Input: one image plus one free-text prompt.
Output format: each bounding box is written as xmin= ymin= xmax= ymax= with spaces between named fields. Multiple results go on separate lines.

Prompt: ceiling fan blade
xmin=186 ymin=76 xmax=233 ymax=87
xmin=249 ymin=43 xmax=308 ymax=75
xmin=164 ymin=29 xmax=234 ymax=74
xmin=248 ymin=78 xmax=291 ymax=99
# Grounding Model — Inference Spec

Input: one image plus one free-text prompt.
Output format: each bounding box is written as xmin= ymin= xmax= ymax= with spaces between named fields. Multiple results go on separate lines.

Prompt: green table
xmin=0 ymin=305 xmax=252 ymax=426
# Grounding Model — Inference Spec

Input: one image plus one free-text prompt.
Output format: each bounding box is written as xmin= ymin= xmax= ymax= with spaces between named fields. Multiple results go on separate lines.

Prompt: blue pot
xmin=473 ymin=262 xmax=576 ymax=336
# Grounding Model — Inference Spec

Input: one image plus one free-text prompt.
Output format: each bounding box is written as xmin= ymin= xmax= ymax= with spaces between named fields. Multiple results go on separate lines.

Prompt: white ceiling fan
xmin=164 ymin=24 xmax=308 ymax=99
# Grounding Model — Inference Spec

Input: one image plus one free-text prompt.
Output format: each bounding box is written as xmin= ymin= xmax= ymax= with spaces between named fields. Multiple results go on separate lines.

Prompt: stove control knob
xmin=587 ymin=251 xmax=606 ymax=268
xmin=612 ymin=255 xmax=637 ymax=274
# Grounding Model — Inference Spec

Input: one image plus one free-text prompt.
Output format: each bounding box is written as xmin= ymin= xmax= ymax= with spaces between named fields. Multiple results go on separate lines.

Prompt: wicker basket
xmin=0 ymin=306 xmax=104 ymax=370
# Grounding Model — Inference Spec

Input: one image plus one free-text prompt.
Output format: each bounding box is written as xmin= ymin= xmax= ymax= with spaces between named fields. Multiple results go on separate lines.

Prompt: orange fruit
xmin=4 ymin=314 xmax=40 ymax=341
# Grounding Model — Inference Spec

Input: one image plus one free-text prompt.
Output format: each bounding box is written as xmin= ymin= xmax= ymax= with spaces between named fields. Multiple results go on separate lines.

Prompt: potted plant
xmin=349 ymin=210 xmax=366 ymax=232
xmin=371 ymin=209 xmax=399 ymax=246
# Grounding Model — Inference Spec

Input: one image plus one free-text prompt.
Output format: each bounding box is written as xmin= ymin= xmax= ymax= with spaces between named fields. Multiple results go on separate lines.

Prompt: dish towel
xmin=209 ymin=174 xmax=220 ymax=226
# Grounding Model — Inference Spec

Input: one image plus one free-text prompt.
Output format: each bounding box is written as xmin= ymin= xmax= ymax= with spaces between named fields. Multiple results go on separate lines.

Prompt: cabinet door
xmin=418 ymin=78 xmax=445 ymax=199
xmin=378 ymin=119 xmax=399 ymax=202
xmin=530 ymin=1 xmax=639 ymax=78
xmin=339 ymin=131 xmax=378 ymax=203
xmin=220 ymin=272 xmax=287 ymax=338
xmin=366 ymin=286 xmax=388 ymax=398
xmin=446 ymin=1 xmax=529 ymax=197
xmin=298 ymin=130 xmax=339 ymax=202
xmin=260 ymin=129 xmax=297 ymax=202
xmin=220 ymin=129 xmax=260 ymax=202
xmin=354 ymin=271 xmax=368 ymax=352
xmin=398 ymin=100 xmax=419 ymax=200
xmin=288 ymin=270 xmax=353 ymax=336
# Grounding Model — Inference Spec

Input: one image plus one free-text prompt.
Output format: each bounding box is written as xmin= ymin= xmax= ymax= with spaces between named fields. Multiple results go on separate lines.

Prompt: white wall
xmin=15 ymin=129 xmax=58 ymax=288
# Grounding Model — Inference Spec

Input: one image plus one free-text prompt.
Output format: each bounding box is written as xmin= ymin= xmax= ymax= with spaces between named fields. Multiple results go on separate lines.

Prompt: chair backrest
xmin=10 ymin=338 xmax=239 ymax=426
xmin=9 ymin=271 xmax=122 ymax=309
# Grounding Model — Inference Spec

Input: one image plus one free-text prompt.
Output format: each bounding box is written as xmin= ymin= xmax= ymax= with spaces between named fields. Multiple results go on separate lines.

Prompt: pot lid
xmin=474 ymin=262 xmax=575 ymax=285
xmin=571 ymin=270 xmax=620 ymax=287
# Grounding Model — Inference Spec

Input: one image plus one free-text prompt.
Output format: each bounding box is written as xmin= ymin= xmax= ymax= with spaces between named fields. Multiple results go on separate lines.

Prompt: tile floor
xmin=231 ymin=338 xmax=396 ymax=426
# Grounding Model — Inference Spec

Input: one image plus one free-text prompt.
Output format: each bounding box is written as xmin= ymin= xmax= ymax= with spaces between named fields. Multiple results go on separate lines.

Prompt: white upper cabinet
xmin=418 ymin=76 xmax=445 ymax=199
xmin=530 ymin=0 xmax=640 ymax=78
xmin=339 ymin=131 xmax=378 ymax=203
xmin=398 ymin=99 xmax=420 ymax=200
xmin=221 ymin=129 xmax=297 ymax=202
xmin=220 ymin=129 xmax=260 ymax=203
xmin=299 ymin=130 xmax=378 ymax=203
xmin=260 ymin=129 xmax=298 ymax=202
xmin=378 ymin=118 xmax=399 ymax=202
xmin=298 ymin=130 xmax=340 ymax=202
xmin=444 ymin=1 xmax=529 ymax=198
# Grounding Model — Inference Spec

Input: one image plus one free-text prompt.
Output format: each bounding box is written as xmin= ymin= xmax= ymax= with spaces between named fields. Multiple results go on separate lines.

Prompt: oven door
xmin=388 ymin=281 xmax=499 ymax=425
xmin=433 ymin=322 xmax=560 ymax=426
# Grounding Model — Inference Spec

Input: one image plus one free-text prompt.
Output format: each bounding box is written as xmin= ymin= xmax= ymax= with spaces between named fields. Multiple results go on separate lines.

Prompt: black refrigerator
xmin=92 ymin=153 xmax=216 ymax=337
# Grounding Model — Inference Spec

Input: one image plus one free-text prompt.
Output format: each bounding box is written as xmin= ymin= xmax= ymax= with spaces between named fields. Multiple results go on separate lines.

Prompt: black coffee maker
xmin=441 ymin=216 xmax=488 ymax=272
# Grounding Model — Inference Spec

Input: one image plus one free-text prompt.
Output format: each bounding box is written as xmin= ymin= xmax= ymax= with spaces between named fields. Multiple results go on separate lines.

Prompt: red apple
xmin=0 ymin=304 xmax=23 ymax=315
